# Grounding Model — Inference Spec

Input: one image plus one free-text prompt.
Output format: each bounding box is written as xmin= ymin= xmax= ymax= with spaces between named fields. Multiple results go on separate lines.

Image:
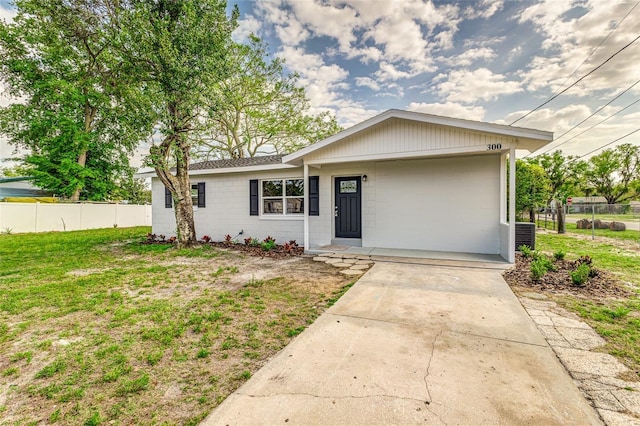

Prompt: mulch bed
xmin=503 ymin=254 xmax=632 ymax=299
xmin=141 ymin=235 xmax=305 ymax=259
xmin=209 ymin=241 xmax=304 ymax=258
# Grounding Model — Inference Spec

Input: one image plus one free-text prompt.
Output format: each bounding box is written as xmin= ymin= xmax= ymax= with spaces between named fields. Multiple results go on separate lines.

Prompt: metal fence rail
xmin=536 ymin=203 xmax=640 ymax=245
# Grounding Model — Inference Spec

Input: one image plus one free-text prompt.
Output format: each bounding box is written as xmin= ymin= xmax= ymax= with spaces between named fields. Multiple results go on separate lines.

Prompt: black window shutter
xmin=309 ymin=176 xmax=319 ymax=216
xmin=197 ymin=182 xmax=206 ymax=208
xmin=165 ymin=187 xmax=172 ymax=208
xmin=249 ymin=179 xmax=259 ymax=216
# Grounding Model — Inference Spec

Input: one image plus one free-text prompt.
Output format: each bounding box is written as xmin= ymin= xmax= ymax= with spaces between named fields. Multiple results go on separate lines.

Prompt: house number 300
xmin=486 ymin=143 xmax=502 ymax=150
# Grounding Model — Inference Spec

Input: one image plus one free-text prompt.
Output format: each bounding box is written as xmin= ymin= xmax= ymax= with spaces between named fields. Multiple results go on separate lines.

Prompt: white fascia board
xmin=282 ymin=109 xmax=553 ymax=165
xmin=303 ymin=145 xmax=508 ymax=166
xmin=137 ymin=163 xmax=297 ymax=178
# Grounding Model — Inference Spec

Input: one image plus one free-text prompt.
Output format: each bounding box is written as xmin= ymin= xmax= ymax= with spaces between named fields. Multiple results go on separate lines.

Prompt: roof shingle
xmin=188 ymin=155 xmax=284 ymax=171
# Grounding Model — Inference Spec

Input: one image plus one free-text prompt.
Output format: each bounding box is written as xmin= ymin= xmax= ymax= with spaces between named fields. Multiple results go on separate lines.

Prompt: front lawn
xmin=0 ymin=227 xmax=353 ymax=424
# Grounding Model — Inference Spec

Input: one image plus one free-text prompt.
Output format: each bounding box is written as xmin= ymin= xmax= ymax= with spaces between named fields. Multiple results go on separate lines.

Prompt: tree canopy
xmin=198 ymin=36 xmax=340 ymax=160
xmin=0 ymin=0 xmax=152 ymax=201
xmin=584 ymin=143 xmax=640 ymax=204
xmin=120 ymin=0 xmax=238 ymax=245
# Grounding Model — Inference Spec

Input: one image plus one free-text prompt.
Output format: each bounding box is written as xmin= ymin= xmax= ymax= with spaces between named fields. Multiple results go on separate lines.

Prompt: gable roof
xmin=283 ymin=109 xmax=553 ymax=166
xmin=189 ymin=155 xmax=283 ymax=170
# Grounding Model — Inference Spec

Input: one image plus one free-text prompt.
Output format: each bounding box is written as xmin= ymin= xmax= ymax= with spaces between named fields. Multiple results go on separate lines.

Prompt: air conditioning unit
xmin=515 ymin=222 xmax=536 ymax=250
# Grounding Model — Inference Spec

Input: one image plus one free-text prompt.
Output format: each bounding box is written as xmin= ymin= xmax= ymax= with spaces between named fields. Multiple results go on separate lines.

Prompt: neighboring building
xmin=0 ymin=176 xmax=53 ymax=201
xmin=149 ymin=110 xmax=553 ymax=262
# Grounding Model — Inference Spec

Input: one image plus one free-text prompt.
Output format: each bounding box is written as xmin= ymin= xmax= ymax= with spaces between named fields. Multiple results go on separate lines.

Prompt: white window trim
xmin=259 ymin=178 xmax=304 ymax=219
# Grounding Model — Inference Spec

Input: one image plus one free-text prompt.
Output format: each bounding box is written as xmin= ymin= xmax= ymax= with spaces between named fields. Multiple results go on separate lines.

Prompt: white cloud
xmin=464 ymin=0 xmax=505 ymax=20
xmin=0 ymin=5 xmax=16 ymax=22
xmin=355 ymin=77 xmax=380 ymax=91
xmin=232 ymin=16 xmax=261 ymax=42
xmin=518 ymin=0 xmax=640 ymax=97
xmin=407 ymin=102 xmax=486 ymax=121
xmin=436 ymin=68 xmax=523 ymax=103
xmin=439 ymin=47 xmax=497 ymax=67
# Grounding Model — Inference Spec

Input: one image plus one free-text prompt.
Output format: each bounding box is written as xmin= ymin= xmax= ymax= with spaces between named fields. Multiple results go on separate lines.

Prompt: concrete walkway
xmin=202 ymin=262 xmax=601 ymax=425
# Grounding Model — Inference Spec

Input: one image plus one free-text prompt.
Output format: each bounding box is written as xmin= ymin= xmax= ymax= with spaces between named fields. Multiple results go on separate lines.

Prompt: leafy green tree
xmin=515 ymin=159 xmax=551 ymax=222
xmin=120 ymin=0 xmax=238 ymax=246
xmin=585 ymin=144 xmax=640 ymax=204
xmin=197 ymin=36 xmax=341 ymax=160
xmin=109 ymin=168 xmax=151 ymax=204
xmin=0 ymin=0 xmax=151 ymax=201
xmin=529 ymin=151 xmax=586 ymax=233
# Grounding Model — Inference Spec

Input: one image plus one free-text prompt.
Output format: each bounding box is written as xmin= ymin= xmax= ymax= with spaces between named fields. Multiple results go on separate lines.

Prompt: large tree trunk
xmin=556 ymin=199 xmax=566 ymax=234
xmin=70 ymin=149 xmax=87 ymax=201
xmin=152 ymin=114 xmax=197 ymax=247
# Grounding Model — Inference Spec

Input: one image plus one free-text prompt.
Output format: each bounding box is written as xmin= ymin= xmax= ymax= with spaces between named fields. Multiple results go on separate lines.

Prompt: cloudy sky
xmin=1 ymin=0 xmax=639 ymax=166
xmin=232 ymin=0 xmax=640 ymax=159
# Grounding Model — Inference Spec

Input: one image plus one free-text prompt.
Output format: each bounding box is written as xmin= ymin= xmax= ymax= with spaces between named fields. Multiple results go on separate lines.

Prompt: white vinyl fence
xmin=0 ymin=203 xmax=152 ymax=233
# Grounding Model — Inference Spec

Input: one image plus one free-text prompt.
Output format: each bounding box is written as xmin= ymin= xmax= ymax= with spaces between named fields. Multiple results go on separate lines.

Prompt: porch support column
xmin=499 ymin=152 xmax=507 ymax=223
xmin=508 ymin=146 xmax=516 ymax=263
xmin=303 ymin=163 xmax=310 ymax=252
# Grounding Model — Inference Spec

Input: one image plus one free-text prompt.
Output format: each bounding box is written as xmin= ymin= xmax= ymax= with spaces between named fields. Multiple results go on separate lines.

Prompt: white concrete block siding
xmin=152 ymin=169 xmax=305 ymax=244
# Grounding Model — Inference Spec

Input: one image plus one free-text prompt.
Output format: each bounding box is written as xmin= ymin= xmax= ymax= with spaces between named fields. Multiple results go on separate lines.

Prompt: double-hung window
xmin=262 ymin=178 xmax=304 ymax=215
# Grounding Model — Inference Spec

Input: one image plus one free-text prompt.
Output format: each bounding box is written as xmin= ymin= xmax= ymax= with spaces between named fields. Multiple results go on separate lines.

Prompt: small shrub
xmin=244 ymin=237 xmax=252 ymax=246
xmin=249 ymin=238 xmax=260 ymax=247
xmin=519 ymin=245 xmax=533 ymax=258
xmin=263 ymin=236 xmax=275 ymax=244
xmin=570 ymin=263 xmax=590 ymax=286
xmin=553 ymin=250 xmax=566 ymax=261
xmin=201 ymin=235 xmax=212 ymax=243
xmin=146 ymin=233 xmax=157 ymax=243
xmin=167 ymin=236 xmax=176 ymax=244
xmin=261 ymin=239 xmax=276 ymax=251
xmin=224 ymin=234 xmax=233 ymax=244
xmin=288 ymin=240 xmax=298 ymax=247
xmin=530 ymin=259 xmax=548 ymax=282
xmin=158 ymin=234 xmax=166 ymax=242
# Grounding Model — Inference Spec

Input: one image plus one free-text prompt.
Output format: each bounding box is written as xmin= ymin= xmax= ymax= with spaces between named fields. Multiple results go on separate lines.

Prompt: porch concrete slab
xmin=203 ymin=262 xmax=600 ymax=425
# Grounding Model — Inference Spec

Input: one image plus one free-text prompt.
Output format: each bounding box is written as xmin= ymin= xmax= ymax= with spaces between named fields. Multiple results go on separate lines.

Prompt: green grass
xmin=0 ymin=227 xmax=352 ymax=424
xmin=536 ymin=231 xmax=640 ymax=376
xmin=537 ymin=232 xmax=640 ymax=281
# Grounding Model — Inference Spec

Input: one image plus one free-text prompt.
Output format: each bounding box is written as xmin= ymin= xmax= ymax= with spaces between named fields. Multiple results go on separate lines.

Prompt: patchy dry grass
xmin=0 ymin=227 xmax=353 ymax=424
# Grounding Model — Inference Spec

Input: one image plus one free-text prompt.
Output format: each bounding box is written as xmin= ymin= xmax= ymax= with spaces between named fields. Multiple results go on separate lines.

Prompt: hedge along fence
xmin=0 ymin=202 xmax=152 ymax=233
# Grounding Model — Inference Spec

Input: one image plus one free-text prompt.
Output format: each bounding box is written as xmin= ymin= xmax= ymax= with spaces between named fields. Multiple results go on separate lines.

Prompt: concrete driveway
xmin=202 ymin=261 xmax=601 ymax=425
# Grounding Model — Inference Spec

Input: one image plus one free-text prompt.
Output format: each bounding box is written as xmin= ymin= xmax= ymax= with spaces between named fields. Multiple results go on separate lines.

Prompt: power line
xmin=546 ymin=2 xmax=639 ymax=100
xmin=566 ymin=127 xmax=640 ymax=163
xmin=527 ymin=79 xmax=640 ymax=157
xmin=510 ymin=32 xmax=640 ymax=125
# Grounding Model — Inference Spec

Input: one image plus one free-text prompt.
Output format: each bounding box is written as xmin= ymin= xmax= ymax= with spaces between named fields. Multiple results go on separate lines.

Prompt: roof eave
xmin=138 ymin=163 xmax=298 ymax=179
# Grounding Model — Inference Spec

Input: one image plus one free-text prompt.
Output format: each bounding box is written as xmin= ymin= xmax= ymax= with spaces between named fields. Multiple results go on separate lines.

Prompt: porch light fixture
xmin=362 ymin=174 xmax=368 ymax=182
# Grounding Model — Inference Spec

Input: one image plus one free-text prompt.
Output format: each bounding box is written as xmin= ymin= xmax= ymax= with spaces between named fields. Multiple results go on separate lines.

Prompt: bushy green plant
xmin=553 ymin=250 xmax=566 ymax=261
xmin=519 ymin=245 xmax=533 ymax=258
xmin=570 ymin=263 xmax=590 ymax=286
xmin=539 ymin=255 xmax=557 ymax=272
xmin=260 ymin=239 xmax=276 ymax=251
xmin=530 ymin=259 xmax=548 ymax=282
xmin=530 ymin=254 xmax=557 ymax=282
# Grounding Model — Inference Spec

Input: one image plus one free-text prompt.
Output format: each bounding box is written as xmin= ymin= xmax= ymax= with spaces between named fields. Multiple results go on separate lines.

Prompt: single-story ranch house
xmin=150 ymin=109 xmax=553 ymax=262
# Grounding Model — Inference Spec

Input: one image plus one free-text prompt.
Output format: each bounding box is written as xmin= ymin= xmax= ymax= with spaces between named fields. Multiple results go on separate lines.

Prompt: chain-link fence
xmin=536 ymin=203 xmax=640 ymax=245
